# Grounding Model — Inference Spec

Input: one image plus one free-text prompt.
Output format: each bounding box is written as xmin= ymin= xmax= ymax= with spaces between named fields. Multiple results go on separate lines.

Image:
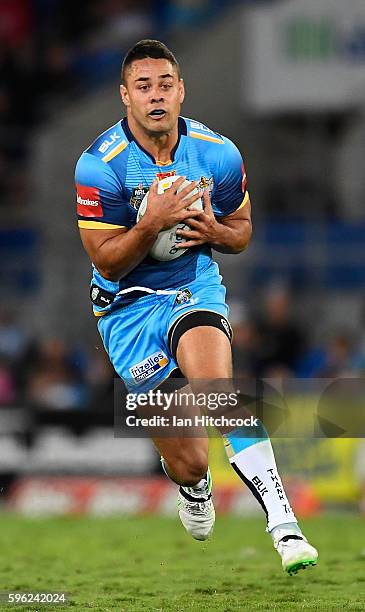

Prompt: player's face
xmin=120 ymin=58 xmax=185 ymax=136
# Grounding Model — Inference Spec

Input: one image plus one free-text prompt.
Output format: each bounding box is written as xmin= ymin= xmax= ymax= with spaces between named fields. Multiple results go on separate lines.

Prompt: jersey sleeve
xmin=212 ymin=137 xmax=250 ymax=217
xmin=75 ymin=152 xmax=132 ymax=229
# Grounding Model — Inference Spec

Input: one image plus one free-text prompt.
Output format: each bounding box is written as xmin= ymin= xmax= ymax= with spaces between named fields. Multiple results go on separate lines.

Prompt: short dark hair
xmin=121 ymin=39 xmax=181 ymax=84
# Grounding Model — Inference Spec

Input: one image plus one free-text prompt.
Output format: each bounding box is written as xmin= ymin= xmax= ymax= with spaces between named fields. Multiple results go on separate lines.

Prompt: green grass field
xmin=0 ymin=514 xmax=364 ymax=611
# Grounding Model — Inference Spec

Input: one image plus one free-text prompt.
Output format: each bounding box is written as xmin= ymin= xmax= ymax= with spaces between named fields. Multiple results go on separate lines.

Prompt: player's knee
xmin=173 ymin=448 xmax=208 ymax=486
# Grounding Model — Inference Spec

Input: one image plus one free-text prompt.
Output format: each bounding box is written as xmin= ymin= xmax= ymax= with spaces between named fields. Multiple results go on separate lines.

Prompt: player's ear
xmin=179 ymin=79 xmax=185 ymax=104
xmin=120 ymin=84 xmax=130 ymax=107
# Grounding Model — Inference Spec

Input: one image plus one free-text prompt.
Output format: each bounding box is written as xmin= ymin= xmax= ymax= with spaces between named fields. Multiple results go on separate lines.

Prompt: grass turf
xmin=0 ymin=514 xmax=364 ymax=611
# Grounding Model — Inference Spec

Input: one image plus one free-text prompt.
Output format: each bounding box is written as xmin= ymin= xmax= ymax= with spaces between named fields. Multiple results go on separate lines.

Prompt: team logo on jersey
xmin=199 ymin=176 xmax=214 ymax=194
xmin=130 ymin=183 xmax=148 ymax=210
xmin=175 ymin=288 xmax=193 ymax=305
xmin=156 ymin=170 xmax=176 ymax=181
xmin=129 ymin=351 xmax=169 ymax=383
xmin=91 ymin=287 xmax=99 ymax=301
xmin=76 ymin=184 xmax=103 ymax=217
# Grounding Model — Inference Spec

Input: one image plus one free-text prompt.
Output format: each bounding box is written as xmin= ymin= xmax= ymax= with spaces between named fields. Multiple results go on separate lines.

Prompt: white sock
xmin=190 ymin=478 xmax=207 ymax=492
xmin=224 ymin=428 xmax=297 ymax=531
xmin=182 ymin=475 xmax=212 ymax=500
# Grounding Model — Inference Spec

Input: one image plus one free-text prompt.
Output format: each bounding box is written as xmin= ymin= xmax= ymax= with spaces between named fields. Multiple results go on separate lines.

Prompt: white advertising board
xmin=243 ymin=0 xmax=365 ymax=112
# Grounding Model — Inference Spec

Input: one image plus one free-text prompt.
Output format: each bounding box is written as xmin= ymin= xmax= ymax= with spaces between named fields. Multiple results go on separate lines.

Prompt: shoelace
xmin=179 ymin=485 xmax=211 ymax=504
xmin=183 ymin=500 xmax=212 ymax=516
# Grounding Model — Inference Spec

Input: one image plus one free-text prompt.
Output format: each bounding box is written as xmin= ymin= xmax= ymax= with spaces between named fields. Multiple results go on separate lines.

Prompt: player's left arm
xmin=176 ymin=136 xmax=252 ymax=254
xmin=176 ymin=189 xmax=252 ymax=254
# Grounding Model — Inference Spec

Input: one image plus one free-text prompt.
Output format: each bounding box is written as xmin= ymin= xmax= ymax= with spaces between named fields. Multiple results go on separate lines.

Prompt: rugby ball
xmin=137 ymin=175 xmax=203 ymax=261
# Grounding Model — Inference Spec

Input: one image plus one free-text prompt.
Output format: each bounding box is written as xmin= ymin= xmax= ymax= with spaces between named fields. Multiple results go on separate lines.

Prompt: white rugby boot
xmin=177 ymin=468 xmax=215 ymax=541
xmin=273 ymin=527 xmax=318 ymax=575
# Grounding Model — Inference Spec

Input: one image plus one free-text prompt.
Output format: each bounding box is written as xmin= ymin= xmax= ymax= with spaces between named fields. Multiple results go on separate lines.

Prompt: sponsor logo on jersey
xmin=175 ymin=288 xmax=193 ymax=305
xmin=129 ymin=351 xmax=169 ymax=383
xmin=199 ymin=175 xmax=214 ymax=194
xmin=130 ymin=183 xmax=148 ymax=210
xmin=189 ymin=120 xmax=216 ymax=135
xmin=156 ymin=170 xmax=176 ymax=181
xmin=77 ymin=195 xmax=99 ymax=206
xmin=76 ymin=184 xmax=103 ymax=217
xmin=98 ymin=131 xmax=121 ymax=153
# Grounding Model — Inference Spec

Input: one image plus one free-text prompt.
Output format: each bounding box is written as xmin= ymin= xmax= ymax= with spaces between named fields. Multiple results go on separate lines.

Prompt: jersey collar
xmin=121 ymin=116 xmax=187 ymax=164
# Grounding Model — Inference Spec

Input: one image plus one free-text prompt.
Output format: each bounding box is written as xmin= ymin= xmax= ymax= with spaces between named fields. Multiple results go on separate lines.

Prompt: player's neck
xmin=127 ymin=116 xmax=178 ymax=164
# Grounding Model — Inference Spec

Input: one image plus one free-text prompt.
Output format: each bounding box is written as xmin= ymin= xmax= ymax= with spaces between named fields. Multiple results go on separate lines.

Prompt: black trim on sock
xmin=280 ymin=535 xmax=304 ymax=543
xmin=179 ymin=486 xmax=211 ymax=504
xmin=231 ymin=461 xmax=269 ymax=522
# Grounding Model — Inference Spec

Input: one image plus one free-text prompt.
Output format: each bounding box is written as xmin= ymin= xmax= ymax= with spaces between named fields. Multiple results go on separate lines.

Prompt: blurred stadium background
xmin=1 ymin=0 xmax=365 ymax=524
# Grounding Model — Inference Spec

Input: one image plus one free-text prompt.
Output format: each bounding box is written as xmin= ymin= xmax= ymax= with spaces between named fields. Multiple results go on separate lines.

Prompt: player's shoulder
xmin=184 ymin=116 xmax=224 ymax=147
xmin=77 ymin=120 xmax=129 ymax=166
xmin=75 ymin=120 xmax=130 ymax=183
xmin=183 ymin=116 xmax=241 ymax=169
xmin=184 ymin=117 xmax=239 ymax=152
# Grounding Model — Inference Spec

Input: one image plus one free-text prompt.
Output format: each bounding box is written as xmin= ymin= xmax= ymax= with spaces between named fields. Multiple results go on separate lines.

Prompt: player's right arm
xmin=76 ymin=155 xmax=201 ymax=281
xmin=80 ymin=222 xmax=157 ymax=282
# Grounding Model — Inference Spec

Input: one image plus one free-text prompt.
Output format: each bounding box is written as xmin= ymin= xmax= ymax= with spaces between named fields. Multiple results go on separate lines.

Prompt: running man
xmin=75 ymin=39 xmax=318 ymax=575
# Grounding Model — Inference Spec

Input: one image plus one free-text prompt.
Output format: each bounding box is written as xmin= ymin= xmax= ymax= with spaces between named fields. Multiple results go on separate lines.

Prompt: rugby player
xmin=75 ymin=40 xmax=318 ymax=574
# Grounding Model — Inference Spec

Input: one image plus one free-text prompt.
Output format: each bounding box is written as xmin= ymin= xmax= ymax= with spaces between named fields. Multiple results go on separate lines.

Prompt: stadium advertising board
xmin=243 ymin=0 xmax=365 ymax=112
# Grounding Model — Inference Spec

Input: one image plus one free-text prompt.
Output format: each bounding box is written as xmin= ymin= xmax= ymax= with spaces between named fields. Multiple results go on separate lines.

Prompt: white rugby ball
xmin=137 ymin=175 xmax=203 ymax=261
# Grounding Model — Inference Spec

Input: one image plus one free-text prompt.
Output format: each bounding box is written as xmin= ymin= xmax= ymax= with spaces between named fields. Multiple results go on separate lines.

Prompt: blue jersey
xmin=75 ymin=116 xmax=249 ymax=316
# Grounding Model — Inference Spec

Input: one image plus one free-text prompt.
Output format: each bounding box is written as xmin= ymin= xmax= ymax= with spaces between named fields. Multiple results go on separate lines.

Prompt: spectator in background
xmin=0 ymin=310 xmax=28 ymax=362
xmin=0 ymin=39 xmax=33 ymax=207
xmin=0 ymin=0 xmax=155 ymax=210
xmin=0 ymin=309 xmax=29 ymax=405
xmin=0 ymin=308 xmax=116 ymax=411
xmin=299 ymin=330 xmax=365 ymax=378
xmin=229 ymin=300 xmax=258 ymax=377
xmin=251 ymin=284 xmax=306 ymax=377
xmin=25 ymin=337 xmax=89 ymax=410
xmin=87 ymin=346 xmax=118 ymax=413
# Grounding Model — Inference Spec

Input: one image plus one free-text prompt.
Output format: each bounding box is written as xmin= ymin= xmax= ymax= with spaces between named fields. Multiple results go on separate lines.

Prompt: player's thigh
xmin=97 ymin=296 xmax=176 ymax=392
xmin=176 ymin=325 xmax=233 ymax=379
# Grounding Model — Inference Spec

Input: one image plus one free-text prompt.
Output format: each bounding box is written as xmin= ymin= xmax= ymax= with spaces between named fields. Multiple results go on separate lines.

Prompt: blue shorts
xmin=97 ymin=261 xmax=230 ymax=392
